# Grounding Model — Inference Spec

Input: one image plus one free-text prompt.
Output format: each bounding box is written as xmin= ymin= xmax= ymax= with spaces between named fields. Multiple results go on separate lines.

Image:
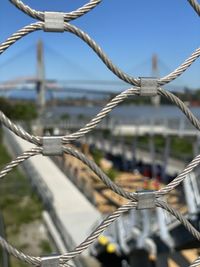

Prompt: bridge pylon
xmin=36 ymin=39 xmax=46 ymax=115
xmin=151 ymin=54 xmax=160 ymax=107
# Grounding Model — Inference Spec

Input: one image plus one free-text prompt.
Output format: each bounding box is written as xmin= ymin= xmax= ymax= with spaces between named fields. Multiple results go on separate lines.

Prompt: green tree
xmin=12 ymin=103 xmax=38 ymax=121
xmin=60 ymin=113 xmax=70 ymax=121
xmin=0 ymin=98 xmax=38 ymax=121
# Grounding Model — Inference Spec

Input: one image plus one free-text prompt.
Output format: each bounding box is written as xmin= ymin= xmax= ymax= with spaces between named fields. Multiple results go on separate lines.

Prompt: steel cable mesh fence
xmin=0 ymin=0 xmax=200 ymax=266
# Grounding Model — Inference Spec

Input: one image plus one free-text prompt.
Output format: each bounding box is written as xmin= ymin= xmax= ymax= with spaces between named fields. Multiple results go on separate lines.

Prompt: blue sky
xmin=0 ymin=0 xmax=200 ymax=89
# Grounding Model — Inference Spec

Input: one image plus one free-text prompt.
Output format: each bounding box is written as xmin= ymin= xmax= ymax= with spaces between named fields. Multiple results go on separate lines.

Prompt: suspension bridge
xmin=0 ymin=38 xmax=200 ymax=267
xmin=0 ymin=40 xmax=186 ymax=106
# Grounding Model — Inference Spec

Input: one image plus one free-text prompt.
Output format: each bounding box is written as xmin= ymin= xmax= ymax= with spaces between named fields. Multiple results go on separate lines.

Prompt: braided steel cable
xmin=62 ymin=146 xmax=137 ymax=201
xmin=0 ymin=147 xmax=42 ymax=179
xmin=62 ymin=23 xmax=200 ymax=87
xmin=62 ymin=87 xmax=140 ymax=143
xmin=60 ymin=198 xmax=200 ymax=264
xmin=156 ymin=200 xmax=200 ymax=241
xmin=0 ymin=22 xmax=43 ymax=55
xmin=158 ymin=87 xmax=200 ymax=132
xmin=1 ymin=1 xmax=200 ymax=266
xmin=0 ymin=111 xmax=41 ymax=145
xmin=0 ymin=199 xmax=137 ymax=266
xmin=62 ymin=145 xmax=200 ymax=201
xmin=9 ymin=0 xmax=101 ymax=22
xmin=0 ymin=22 xmax=139 ymax=86
xmin=157 ymin=154 xmax=200 ymax=196
xmin=65 ymin=139 xmax=200 ymax=207
xmin=62 ymin=23 xmax=140 ymax=86
xmin=190 ymin=257 xmax=200 ymax=267
xmin=188 ymin=0 xmax=200 ymax=16
xmin=60 ymin=201 xmax=137 ymax=263
xmin=0 ymin=140 xmax=197 ymax=266
xmin=2 ymin=22 xmax=200 ymax=89
xmin=0 ymin=236 xmax=41 ymax=266
xmin=8 ymin=0 xmax=200 ymax=25
xmin=63 ymin=86 xmax=200 ymax=143
xmin=158 ymin=48 xmax=200 ymax=85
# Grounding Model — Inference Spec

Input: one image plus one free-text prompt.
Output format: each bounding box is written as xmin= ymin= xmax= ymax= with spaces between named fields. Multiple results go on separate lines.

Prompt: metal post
xmin=149 ymin=134 xmax=156 ymax=178
xmin=162 ymin=135 xmax=171 ymax=183
xmin=137 ymin=210 xmax=151 ymax=248
xmin=111 ymin=134 xmax=116 ymax=155
xmin=117 ymin=216 xmax=130 ymax=255
xmin=36 ymin=39 xmax=46 ymax=115
xmin=99 ymin=131 xmax=105 ymax=156
xmin=120 ymin=133 xmax=127 ymax=171
xmin=178 ymin=118 xmax=185 ymax=137
xmin=132 ymin=135 xmax=138 ymax=170
xmin=156 ymin=207 xmax=174 ymax=249
xmin=193 ymin=135 xmax=200 ymax=157
xmin=108 ymin=133 xmax=114 ymax=152
xmin=151 ymin=54 xmax=160 ymax=107
xmin=183 ymin=172 xmax=198 ymax=219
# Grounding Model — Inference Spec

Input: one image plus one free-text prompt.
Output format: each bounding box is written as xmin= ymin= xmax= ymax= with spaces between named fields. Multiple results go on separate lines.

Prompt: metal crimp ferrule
xmin=136 ymin=190 xmax=156 ymax=210
xmin=140 ymin=77 xmax=158 ymax=96
xmin=42 ymin=136 xmax=63 ymax=156
xmin=41 ymin=255 xmax=60 ymax=267
xmin=44 ymin=12 xmax=65 ymax=32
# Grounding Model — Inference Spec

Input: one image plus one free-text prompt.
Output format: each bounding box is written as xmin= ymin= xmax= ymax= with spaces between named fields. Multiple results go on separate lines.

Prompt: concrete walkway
xmin=5 ymin=129 xmax=101 ymax=266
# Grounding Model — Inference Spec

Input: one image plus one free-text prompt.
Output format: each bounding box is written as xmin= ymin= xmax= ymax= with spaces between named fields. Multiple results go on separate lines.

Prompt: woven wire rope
xmin=0 ymin=1 xmax=200 ymax=267
xmin=9 ymin=0 xmax=102 ymax=22
xmin=188 ymin=0 xmax=200 ymax=15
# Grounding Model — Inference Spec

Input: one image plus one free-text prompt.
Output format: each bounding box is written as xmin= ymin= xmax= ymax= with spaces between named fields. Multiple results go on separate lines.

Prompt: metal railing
xmin=0 ymin=0 xmax=200 ymax=266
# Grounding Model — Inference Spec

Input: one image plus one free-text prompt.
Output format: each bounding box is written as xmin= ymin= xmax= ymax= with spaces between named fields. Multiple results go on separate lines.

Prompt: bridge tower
xmin=36 ymin=40 xmax=46 ymax=115
xmin=151 ymin=54 xmax=160 ymax=107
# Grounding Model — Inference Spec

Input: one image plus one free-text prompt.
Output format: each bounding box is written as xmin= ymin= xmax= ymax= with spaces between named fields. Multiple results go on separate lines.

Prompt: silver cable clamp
xmin=41 ymin=255 xmax=60 ymax=267
xmin=44 ymin=12 xmax=65 ymax=32
xmin=136 ymin=190 xmax=156 ymax=210
xmin=140 ymin=77 xmax=158 ymax=96
xmin=42 ymin=136 xmax=63 ymax=156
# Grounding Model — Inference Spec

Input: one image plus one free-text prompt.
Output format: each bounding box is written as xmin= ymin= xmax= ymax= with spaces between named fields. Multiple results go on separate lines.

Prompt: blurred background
xmin=0 ymin=1 xmax=200 ymax=267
